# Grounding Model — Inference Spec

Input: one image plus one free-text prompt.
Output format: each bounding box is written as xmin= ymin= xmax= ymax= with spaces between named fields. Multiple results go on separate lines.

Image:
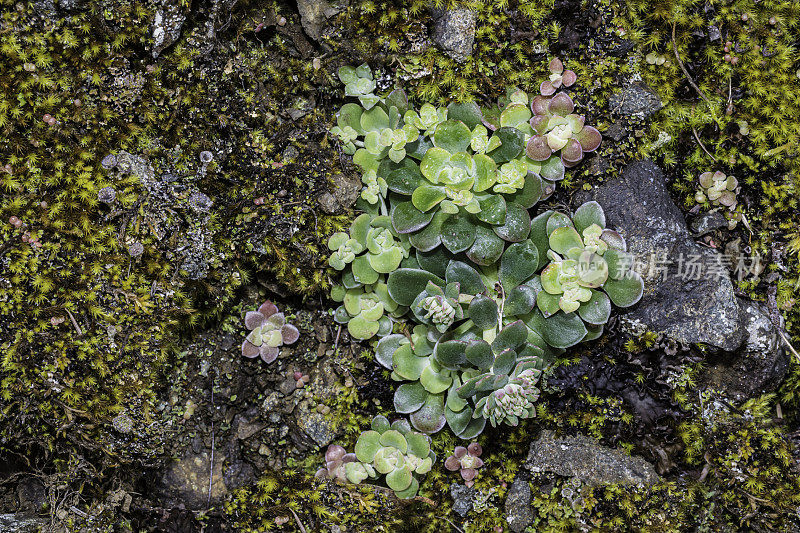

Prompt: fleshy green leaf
xmin=504 ymin=285 xmax=537 ymax=317
xmin=447 ymin=101 xmax=483 ymax=128
xmin=603 ymin=272 xmax=644 ymax=307
xmin=376 ymin=334 xmax=406 ymax=369
xmin=392 ymin=201 xmax=435 ymax=234
xmin=530 ymin=310 xmax=588 ymax=349
xmin=445 ymin=260 xmax=486 ymax=294
xmin=491 ymin=320 xmax=528 ymax=353
xmin=493 ymin=202 xmax=531 ymax=242
xmin=433 ymin=120 xmax=472 ymax=153
xmin=469 ymin=295 xmax=499 ymax=331
xmin=489 ymin=127 xmax=525 ymax=163
xmin=387 ymin=268 xmax=445 ymax=306
xmin=409 ymin=393 xmax=447 ymax=434
xmin=476 ymin=194 xmax=507 ymax=225
xmin=499 ymin=240 xmax=539 ymax=291
xmin=416 ymin=246 xmax=452 ymax=279
xmin=578 ymin=290 xmax=611 ymax=325
xmin=549 ymin=226 xmax=584 ymax=255
xmin=572 ymin=201 xmax=606 ymax=233
xmin=412 ymin=184 xmax=447 ymax=212
xmin=465 ymin=339 xmax=494 ymax=369
xmin=434 ymin=340 xmax=468 ymax=369
xmin=441 ymin=215 xmax=478 ymax=253
xmin=466 ymin=225 xmax=505 ymax=266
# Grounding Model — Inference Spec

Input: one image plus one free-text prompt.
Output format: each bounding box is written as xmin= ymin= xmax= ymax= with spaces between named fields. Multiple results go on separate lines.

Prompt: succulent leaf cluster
xmin=444 ymin=442 xmax=484 ymax=487
xmin=329 ymin=213 xmax=410 ymax=340
xmin=695 ymin=171 xmax=743 ymax=228
xmin=531 ymin=202 xmax=644 ymax=349
xmin=241 ymin=301 xmax=300 ymax=363
xmin=331 ymin=63 xmax=600 ymax=259
xmin=326 ymin=65 xmax=641 ymax=443
xmin=319 ymin=416 xmax=435 ymax=499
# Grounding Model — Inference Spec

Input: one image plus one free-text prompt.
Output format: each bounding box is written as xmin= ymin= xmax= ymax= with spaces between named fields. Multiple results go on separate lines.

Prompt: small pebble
xmin=277 ymin=16 xmax=286 ymax=26
xmin=199 ymin=150 xmax=214 ymax=164
xmin=101 ymin=154 xmax=118 ymax=169
xmin=98 ymin=186 xmax=116 ymax=204
xmin=128 ymin=242 xmax=144 ymax=257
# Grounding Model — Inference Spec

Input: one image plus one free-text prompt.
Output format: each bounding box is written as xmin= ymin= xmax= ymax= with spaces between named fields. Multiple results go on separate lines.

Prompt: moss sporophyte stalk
xmin=320 ymin=62 xmax=642 ymax=497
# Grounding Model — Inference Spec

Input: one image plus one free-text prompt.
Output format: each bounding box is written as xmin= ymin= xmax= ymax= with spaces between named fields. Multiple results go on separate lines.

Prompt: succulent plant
xmin=241 ymin=301 xmax=300 ymax=363
xmin=527 ymin=202 xmax=644 ymax=349
xmin=539 ymin=58 xmax=577 ymax=96
xmin=444 ymin=443 xmax=484 ymax=487
xmin=342 ymin=415 xmax=436 ymax=499
xmin=526 ymin=92 xmax=602 ymax=168
xmin=338 ymin=64 xmax=379 ymax=109
xmin=332 ymin=282 xmax=398 ymax=340
xmin=696 ymin=171 xmax=739 ymax=209
xmin=316 ymin=444 xmax=357 ymax=483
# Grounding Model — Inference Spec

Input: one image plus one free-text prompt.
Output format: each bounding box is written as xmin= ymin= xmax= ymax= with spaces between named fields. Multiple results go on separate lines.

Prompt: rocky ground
xmin=2 ymin=0 xmax=800 ymax=532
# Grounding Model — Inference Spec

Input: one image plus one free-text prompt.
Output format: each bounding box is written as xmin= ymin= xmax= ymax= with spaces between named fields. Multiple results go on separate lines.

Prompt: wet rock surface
xmin=525 ymin=430 xmax=660 ymax=487
xmin=702 ymin=299 xmax=789 ymax=400
xmin=0 ymin=514 xmax=47 ymax=533
xmin=504 ymin=476 xmax=533 ymax=532
xmin=431 ymin=8 xmax=476 ymax=62
xmin=609 ymin=81 xmax=663 ymax=119
xmin=450 ymin=483 xmax=475 ymax=517
xmin=576 ymin=160 xmax=745 ymax=351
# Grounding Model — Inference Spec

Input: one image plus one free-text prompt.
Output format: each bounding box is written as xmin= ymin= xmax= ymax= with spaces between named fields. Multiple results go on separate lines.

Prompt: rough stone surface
xmin=450 ymin=483 xmax=475 ymax=517
xmin=526 ymin=430 xmax=660 ymax=487
xmin=294 ymin=402 xmax=340 ymax=446
xmin=0 ymin=514 xmax=46 ymax=533
xmin=576 ymin=160 xmax=745 ymax=351
xmin=504 ymin=476 xmax=533 ymax=532
xmin=151 ymin=2 xmax=187 ymax=58
xmin=702 ymin=299 xmax=789 ymax=401
xmin=690 ymin=210 xmax=728 ymax=235
xmin=318 ymin=171 xmax=362 ymax=213
xmin=159 ymin=451 xmax=228 ymax=509
xmin=431 ymin=8 xmax=476 ymax=62
xmin=297 ymin=0 xmax=336 ymax=41
xmin=609 ymin=82 xmax=663 ymax=119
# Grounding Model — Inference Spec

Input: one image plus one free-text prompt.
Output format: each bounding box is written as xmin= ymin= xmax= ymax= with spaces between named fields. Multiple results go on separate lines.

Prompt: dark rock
xmin=707 ymin=25 xmax=721 ymax=41
xmin=504 ymin=476 xmax=533 ymax=532
xmin=295 ymin=401 xmax=340 ymax=446
xmin=609 ymin=39 xmax=635 ymax=57
xmin=604 ymin=122 xmax=628 ymax=142
xmin=690 ymin=211 xmax=728 ymax=236
xmin=15 ymin=478 xmax=45 ymax=512
xmin=450 ymin=482 xmax=475 ymax=517
xmin=0 ymin=514 xmax=47 ymax=533
xmin=296 ymin=0 xmax=338 ymax=42
xmin=159 ymin=451 xmax=228 ymax=509
xmin=609 ymin=82 xmax=663 ymax=119
xmin=702 ymin=299 xmax=789 ymax=401
xmin=576 ymin=160 xmax=745 ymax=351
xmin=525 ymin=430 xmax=659 ymax=486
xmin=318 ymin=172 xmax=362 ymax=213
xmin=152 ymin=2 xmax=187 ymax=58
xmin=431 ymin=8 xmax=476 ymax=62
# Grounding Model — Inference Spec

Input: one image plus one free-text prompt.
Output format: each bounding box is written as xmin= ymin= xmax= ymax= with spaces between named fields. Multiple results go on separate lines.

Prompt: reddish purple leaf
xmin=576 ymin=125 xmax=602 ymax=152
xmin=258 ymin=300 xmax=279 ymax=318
xmin=530 ymin=95 xmax=550 ymax=115
xmin=260 ymin=344 xmax=280 ymax=363
xmin=467 ymin=442 xmax=482 ymax=456
xmin=281 ymin=324 xmax=300 ymax=344
xmin=244 ymin=311 xmax=265 ymax=330
xmin=549 ymin=92 xmax=574 ymax=116
xmin=526 ymin=135 xmax=552 ymax=161
xmin=548 ymin=57 xmax=563 ymax=74
xmin=561 ymin=138 xmax=584 ymax=164
xmin=562 ymin=69 xmax=577 ymax=87
xmin=445 ymin=455 xmax=461 ymax=471
xmin=461 ymin=468 xmax=477 ymax=481
xmin=539 ymin=80 xmax=556 ymax=96
xmin=529 ymin=115 xmax=548 ymax=135
xmin=242 ymin=340 xmax=260 ymax=358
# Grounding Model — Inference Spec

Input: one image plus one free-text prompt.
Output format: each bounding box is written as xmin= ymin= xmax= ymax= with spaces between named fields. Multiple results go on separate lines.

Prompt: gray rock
xmin=690 ymin=211 xmax=728 ymax=235
xmin=159 ymin=451 xmax=228 ymax=509
xmin=0 ymin=514 xmax=47 ymax=533
xmin=504 ymin=477 xmax=533 ymax=532
xmin=295 ymin=402 xmax=340 ymax=446
xmin=431 ymin=8 xmax=476 ymax=62
xmin=450 ymin=482 xmax=475 ymax=517
xmin=297 ymin=0 xmax=337 ymax=41
xmin=604 ymin=122 xmax=628 ymax=142
xmin=609 ymin=82 xmax=663 ymax=119
xmin=702 ymin=299 xmax=789 ymax=401
xmin=152 ymin=2 xmax=187 ymax=58
xmin=576 ymin=160 xmax=745 ymax=351
xmin=526 ymin=430 xmax=659 ymax=487
xmin=317 ymin=171 xmax=361 ymax=213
